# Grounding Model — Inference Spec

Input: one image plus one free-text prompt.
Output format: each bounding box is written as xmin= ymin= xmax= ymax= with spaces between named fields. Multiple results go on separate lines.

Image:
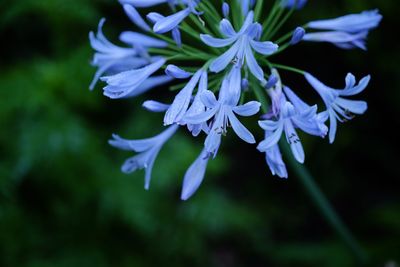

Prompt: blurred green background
xmin=0 ymin=0 xmax=399 ymax=266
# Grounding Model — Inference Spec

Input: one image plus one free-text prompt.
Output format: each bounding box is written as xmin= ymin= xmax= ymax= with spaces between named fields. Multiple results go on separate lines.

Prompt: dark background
xmin=0 ymin=0 xmax=399 ymax=266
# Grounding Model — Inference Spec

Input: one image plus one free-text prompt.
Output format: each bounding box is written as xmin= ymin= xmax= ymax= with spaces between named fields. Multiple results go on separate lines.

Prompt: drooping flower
xmin=201 ymin=11 xmax=278 ymax=81
xmin=305 ymin=72 xmax=370 ymax=143
xmin=109 ymin=124 xmax=179 ymax=190
xmin=304 ymin=10 xmax=382 ymax=50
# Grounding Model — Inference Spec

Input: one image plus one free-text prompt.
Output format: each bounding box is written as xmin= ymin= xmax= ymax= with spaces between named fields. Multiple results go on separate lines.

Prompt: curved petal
xmin=181 ymin=149 xmax=209 ymax=200
xmin=257 ymin=122 xmax=284 ymax=151
xmin=200 ymin=34 xmax=236 ymax=47
xmin=228 ymin=110 xmax=256 ymax=144
xmin=245 ymin=43 xmax=264 ymax=80
xmin=209 ymin=40 xmax=240 ymax=73
xmin=233 ymin=101 xmax=261 ymax=116
xmin=250 ymin=40 xmax=279 ymax=55
xmin=220 ymin=19 xmax=237 ymax=37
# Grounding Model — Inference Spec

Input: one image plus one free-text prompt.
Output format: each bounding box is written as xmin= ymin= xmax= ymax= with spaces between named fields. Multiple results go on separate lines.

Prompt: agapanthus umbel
xmin=89 ymin=0 xmax=381 ymax=200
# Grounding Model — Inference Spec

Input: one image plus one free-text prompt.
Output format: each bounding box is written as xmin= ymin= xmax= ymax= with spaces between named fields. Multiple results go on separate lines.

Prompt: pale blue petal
xmin=165 ymin=64 xmax=192 ymax=79
xmin=210 ymin=40 xmax=240 ymax=73
xmin=227 ymin=109 xmax=256 ymax=143
xmin=335 ymin=98 xmax=368 ymax=114
xmin=119 ymin=31 xmax=167 ymax=47
xmin=245 ymin=43 xmax=264 ymax=80
xmin=142 ymin=100 xmax=170 ymax=112
xmin=284 ymin=121 xmax=305 ymax=163
xmin=181 ymin=149 xmax=209 ymax=200
xmin=200 ymin=34 xmax=236 ymax=47
xmin=154 ymin=8 xmax=191 ymax=33
xmin=340 ymin=75 xmax=370 ymax=96
xmin=164 ymin=70 xmax=202 ymax=125
xmin=123 ymin=4 xmax=151 ymax=31
xmin=220 ymin=19 xmax=236 ymax=37
xmin=257 ymin=122 xmax=284 ymax=151
xmin=328 ymin=109 xmax=337 ymax=144
xmin=232 ymin=101 xmax=261 ymax=116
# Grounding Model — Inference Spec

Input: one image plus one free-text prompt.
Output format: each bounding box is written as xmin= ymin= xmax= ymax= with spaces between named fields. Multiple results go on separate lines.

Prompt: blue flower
xmin=100 ymin=57 xmax=170 ymax=99
xmin=305 ymin=72 xmax=370 ymax=143
xmin=304 ymin=10 xmax=382 ymax=50
xmin=89 ymin=19 xmax=140 ymax=90
xmin=184 ymin=68 xmax=261 ymax=157
xmin=181 ymin=148 xmax=209 ymax=200
xmin=163 ymin=68 xmax=205 ymax=126
xmin=258 ymin=93 xmax=326 ymax=163
xmin=201 ymin=12 xmax=278 ymax=81
xmin=109 ymin=124 xmax=179 ymax=189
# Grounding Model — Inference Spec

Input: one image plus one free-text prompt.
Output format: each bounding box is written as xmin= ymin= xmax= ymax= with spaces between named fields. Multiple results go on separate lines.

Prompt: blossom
xmin=201 ymin=12 xmax=278 ymax=81
xmin=258 ymin=91 xmax=327 ymax=163
xmin=100 ymin=57 xmax=169 ymax=99
xmin=109 ymin=125 xmax=179 ymax=190
xmin=163 ymin=68 xmax=205 ymax=126
xmin=184 ymin=68 xmax=261 ymax=157
xmin=305 ymin=72 xmax=370 ymax=143
xmin=304 ymin=10 xmax=382 ymax=50
xmin=89 ymin=19 xmax=140 ymax=90
xmin=90 ymin=0 xmax=381 ymax=198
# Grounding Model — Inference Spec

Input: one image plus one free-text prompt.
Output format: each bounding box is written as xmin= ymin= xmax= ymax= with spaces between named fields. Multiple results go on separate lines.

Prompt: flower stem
xmin=253 ymin=85 xmax=368 ymax=264
xmin=279 ymin=142 xmax=368 ymax=264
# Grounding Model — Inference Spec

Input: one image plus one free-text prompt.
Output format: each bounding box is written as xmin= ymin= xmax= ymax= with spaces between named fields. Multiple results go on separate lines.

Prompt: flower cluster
xmin=89 ymin=0 xmax=382 ymax=200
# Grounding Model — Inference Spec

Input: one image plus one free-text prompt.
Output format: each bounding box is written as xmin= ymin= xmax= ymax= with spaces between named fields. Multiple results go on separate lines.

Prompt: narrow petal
xmin=123 ymin=4 xmax=151 ymax=31
xmin=219 ymin=19 xmax=236 ymax=37
xmin=250 ymin=40 xmax=279 ymax=55
xmin=165 ymin=64 xmax=192 ymax=79
xmin=209 ymin=40 xmax=240 ymax=73
xmin=335 ymin=98 xmax=368 ymax=114
xmin=142 ymin=100 xmax=170 ymax=112
xmin=257 ymin=122 xmax=284 ymax=151
xmin=227 ymin=109 xmax=256 ymax=144
xmin=154 ymin=8 xmax=191 ymax=33
xmin=284 ymin=121 xmax=305 ymax=163
xmin=181 ymin=149 xmax=209 ymax=200
xmin=200 ymin=34 xmax=236 ymax=47
xmin=328 ymin=109 xmax=337 ymax=144
xmin=245 ymin=43 xmax=264 ymax=80
xmin=232 ymin=101 xmax=261 ymax=116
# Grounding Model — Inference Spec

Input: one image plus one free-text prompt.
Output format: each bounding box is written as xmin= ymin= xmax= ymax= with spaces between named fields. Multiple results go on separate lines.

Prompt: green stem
xmin=280 ymin=142 xmax=368 ymax=264
xmin=253 ymin=86 xmax=368 ymax=264
xmin=271 ymin=63 xmax=305 ymax=75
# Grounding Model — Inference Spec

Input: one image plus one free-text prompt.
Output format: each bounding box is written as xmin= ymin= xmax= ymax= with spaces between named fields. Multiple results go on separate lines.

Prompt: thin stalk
xmin=253 ymin=84 xmax=368 ymax=264
xmin=271 ymin=63 xmax=305 ymax=75
xmin=254 ymin=0 xmax=265 ymax=22
xmin=267 ymin=7 xmax=295 ymax=40
xmin=280 ymin=142 xmax=368 ymax=264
